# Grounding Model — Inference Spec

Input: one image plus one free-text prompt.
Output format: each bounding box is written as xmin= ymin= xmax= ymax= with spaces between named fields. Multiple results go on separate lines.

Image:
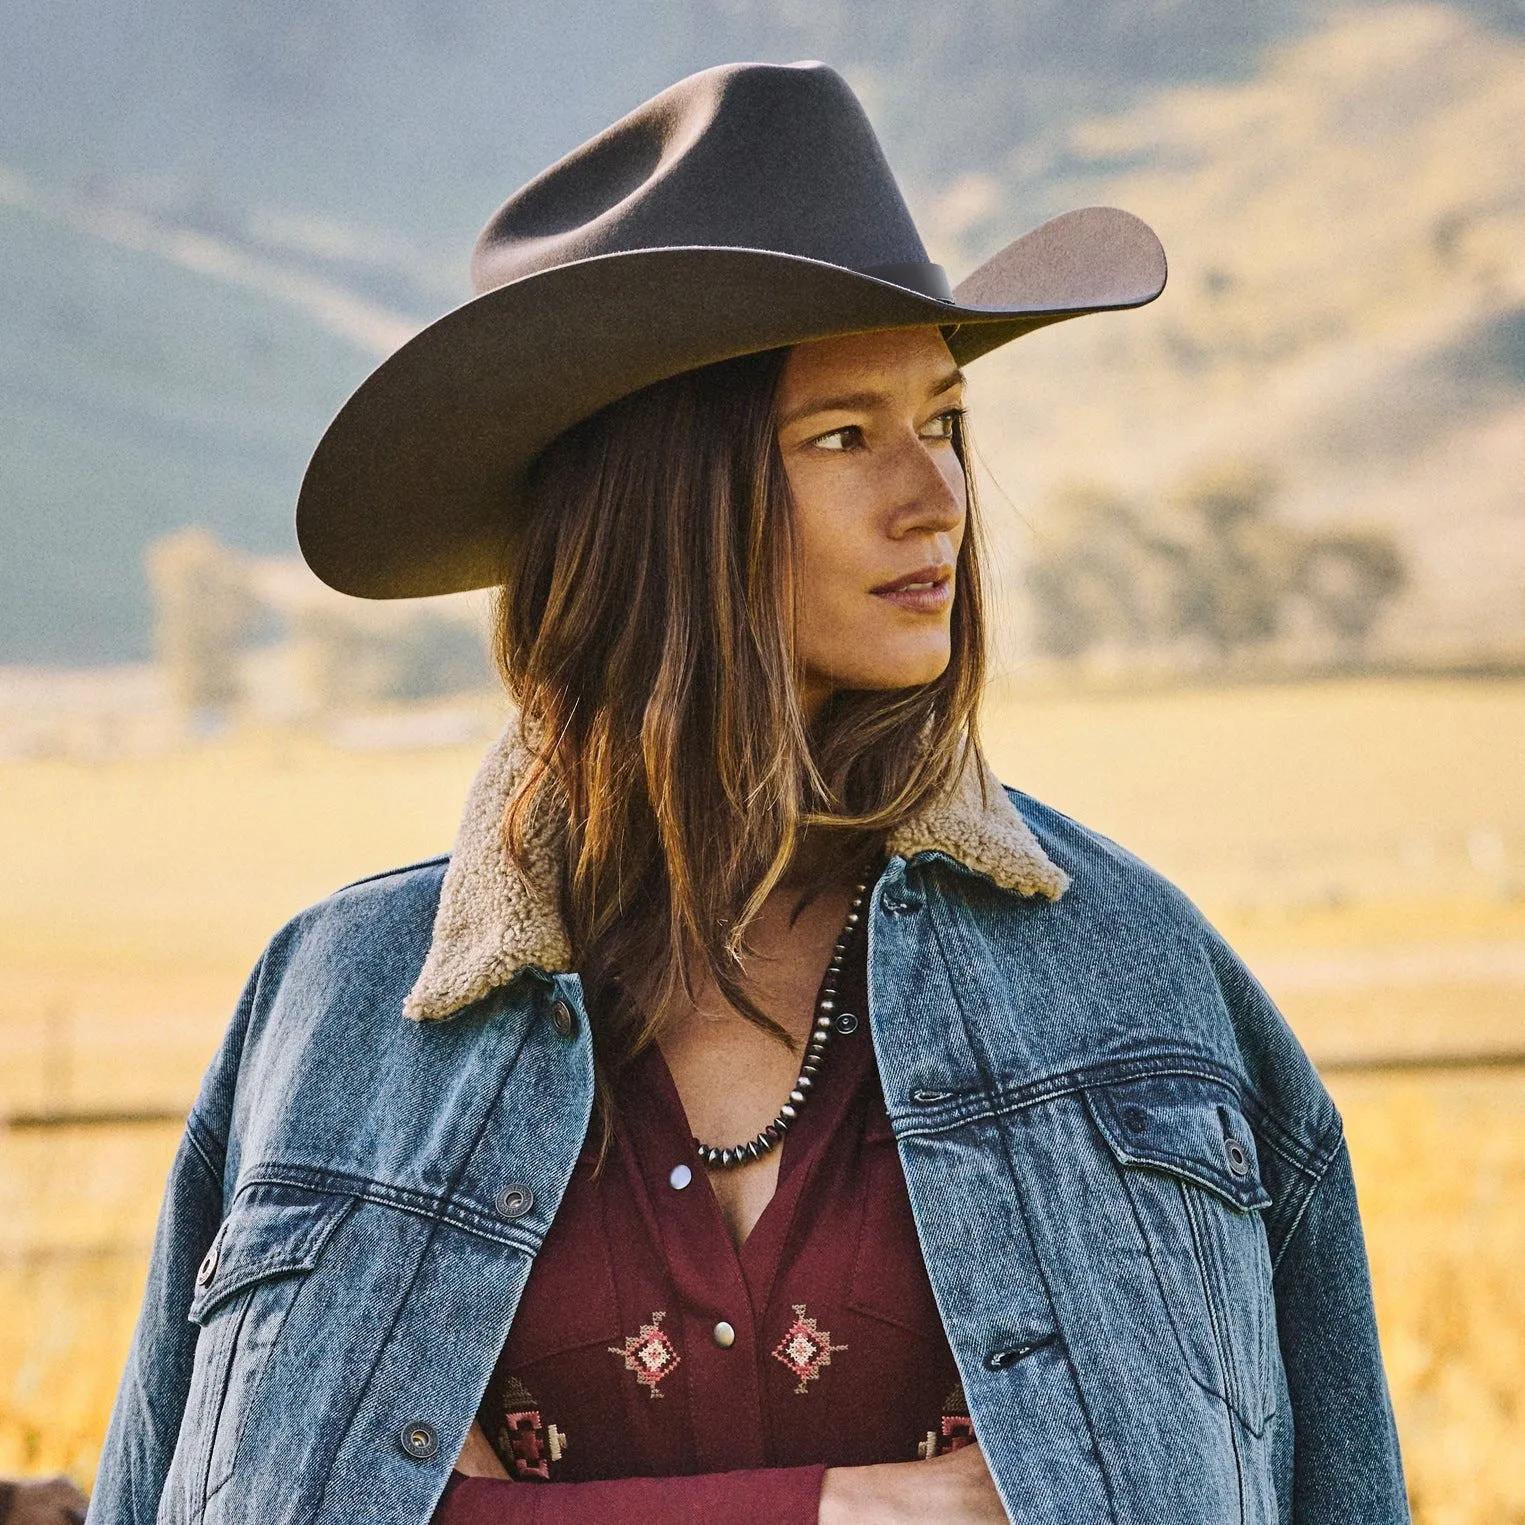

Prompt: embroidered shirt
xmin=432 ymin=928 xmax=975 ymax=1523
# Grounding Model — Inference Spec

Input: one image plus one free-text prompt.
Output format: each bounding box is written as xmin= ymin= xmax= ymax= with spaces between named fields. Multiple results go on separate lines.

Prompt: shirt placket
xmin=618 ymin=940 xmax=873 ymax=1474
xmin=619 ymin=1068 xmax=766 ymax=1471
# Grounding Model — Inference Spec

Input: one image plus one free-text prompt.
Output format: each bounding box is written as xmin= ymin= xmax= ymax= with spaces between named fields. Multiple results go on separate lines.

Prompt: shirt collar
xmin=404 ymin=714 xmax=1068 ymax=1022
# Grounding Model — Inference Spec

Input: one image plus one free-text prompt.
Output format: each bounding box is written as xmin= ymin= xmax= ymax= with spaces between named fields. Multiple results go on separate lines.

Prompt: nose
xmin=885 ymin=429 xmax=965 ymax=541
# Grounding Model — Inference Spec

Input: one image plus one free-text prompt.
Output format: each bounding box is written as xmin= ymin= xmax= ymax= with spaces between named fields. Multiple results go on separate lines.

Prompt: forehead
xmin=777 ymin=327 xmax=959 ymax=406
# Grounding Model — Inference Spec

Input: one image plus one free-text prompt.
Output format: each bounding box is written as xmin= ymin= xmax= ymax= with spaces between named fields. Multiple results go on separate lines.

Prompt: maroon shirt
xmin=434 ymin=933 xmax=974 ymax=1523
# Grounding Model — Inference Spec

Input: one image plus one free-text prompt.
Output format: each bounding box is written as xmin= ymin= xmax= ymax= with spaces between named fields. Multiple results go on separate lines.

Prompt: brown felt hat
xmin=297 ymin=61 xmax=1167 ymax=599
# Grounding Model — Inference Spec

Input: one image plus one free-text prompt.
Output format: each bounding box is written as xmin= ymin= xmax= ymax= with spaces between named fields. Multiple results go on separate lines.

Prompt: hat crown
xmin=470 ymin=62 xmax=931 ymax=295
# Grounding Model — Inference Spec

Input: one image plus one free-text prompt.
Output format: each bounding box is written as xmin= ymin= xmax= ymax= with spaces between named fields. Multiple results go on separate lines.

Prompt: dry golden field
xmin=1 ymin=677 xmax=1522 ymax=1521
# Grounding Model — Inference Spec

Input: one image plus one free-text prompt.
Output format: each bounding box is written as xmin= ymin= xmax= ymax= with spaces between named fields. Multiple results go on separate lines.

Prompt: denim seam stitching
xmin=1268 ymin=1118 xmax=1346 ymax=1280
xmin=1181 ymin=1183 xmax=1250 ymax=1513
xmin=1231 ymin=1090 xmax=1327 ymax=1178
xmin=184 ymin=1111 xmax=226 ymax=1183
xmin=922 ymin=897 xmax=1123 ymax=1524
xmin=190 ymin=1285 xmax=256 ymax=1523
xmin=202 ymin=1275 xmax=309 ymax=1509
xmin=891 ymin=1057 xmax=1246 ymax=1137
xmin=309 ymin=1011 xmax=541 ymax=1512
xmin=236 ymin=1164 xmax=545 ymax=1254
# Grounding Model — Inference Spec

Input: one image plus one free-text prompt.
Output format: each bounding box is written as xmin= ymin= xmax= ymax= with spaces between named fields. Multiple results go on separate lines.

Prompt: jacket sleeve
xmin=87 ymin=952 xmax=264 ymax=1525
xmin=1273 ymin=1138 xmax=1409 ymax=1523
xmin=432 ymin=1466 xmax=825 ymax=1525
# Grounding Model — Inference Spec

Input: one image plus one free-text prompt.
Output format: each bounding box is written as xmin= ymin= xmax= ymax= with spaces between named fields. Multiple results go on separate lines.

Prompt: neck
xmin=778 ymin=828 xmax=877 ymax=894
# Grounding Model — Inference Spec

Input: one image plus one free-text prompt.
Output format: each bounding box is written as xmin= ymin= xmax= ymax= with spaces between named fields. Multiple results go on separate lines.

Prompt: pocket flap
xmin=1084 ymin=1073 xmax=1271 ymax=1213
xmin=189 ymin=1183 xmax=353 ymax=1324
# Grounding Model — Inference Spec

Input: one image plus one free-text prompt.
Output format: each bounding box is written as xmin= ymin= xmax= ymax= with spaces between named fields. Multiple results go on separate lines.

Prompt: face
xmin=775 ymin=327 xmax=968 ymax=715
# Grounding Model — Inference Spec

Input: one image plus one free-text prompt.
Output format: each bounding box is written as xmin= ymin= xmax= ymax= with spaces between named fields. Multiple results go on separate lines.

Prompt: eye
xmin=809 ymin=424 xmax=864 ymax=452
xmin=920 ymin=407 xmax=965 ymax=442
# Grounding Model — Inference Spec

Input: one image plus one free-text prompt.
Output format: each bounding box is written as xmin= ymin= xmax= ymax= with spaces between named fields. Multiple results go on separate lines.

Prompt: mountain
xmin=962 ymin=4 xmax=1525 ymax=672
xmin=1 ymin=0 xmax=1521 ymax=664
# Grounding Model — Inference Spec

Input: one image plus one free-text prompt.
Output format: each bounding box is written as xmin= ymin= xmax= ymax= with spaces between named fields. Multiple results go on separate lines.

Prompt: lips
xmin=871 ymin=563 xmax=954 ymax=613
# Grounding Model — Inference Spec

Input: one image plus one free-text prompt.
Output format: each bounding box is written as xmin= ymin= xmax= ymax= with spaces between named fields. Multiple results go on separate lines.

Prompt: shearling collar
xmin=403 ymin=715 xmax=1069 ymax=1022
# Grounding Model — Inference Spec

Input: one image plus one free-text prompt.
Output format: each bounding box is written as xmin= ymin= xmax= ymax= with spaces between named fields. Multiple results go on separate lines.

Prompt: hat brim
xmin=297 ymin=206 xmax=1165 ymax=598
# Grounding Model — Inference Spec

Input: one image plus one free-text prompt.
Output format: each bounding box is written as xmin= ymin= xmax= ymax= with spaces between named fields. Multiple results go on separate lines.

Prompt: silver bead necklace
xmin=693 ymin=872 xmax=872 ymax=1170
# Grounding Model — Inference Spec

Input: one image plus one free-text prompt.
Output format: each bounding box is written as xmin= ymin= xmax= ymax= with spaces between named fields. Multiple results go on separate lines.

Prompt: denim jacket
xmin=92 ymin=721 xmax=1407 ymax=1524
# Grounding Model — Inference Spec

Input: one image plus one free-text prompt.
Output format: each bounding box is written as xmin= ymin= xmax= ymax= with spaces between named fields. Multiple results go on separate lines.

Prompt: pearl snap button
xmin=668 ymin=1163 xmax=693 ymax=1190
xmin=399 ymin=1422 xmax=439 ymax=1460
xmin=712 ymin=1321 xmax=736 ymax=1348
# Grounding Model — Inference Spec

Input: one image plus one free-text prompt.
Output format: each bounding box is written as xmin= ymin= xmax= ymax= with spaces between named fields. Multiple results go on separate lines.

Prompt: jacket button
xmin=496 ymin=1183 xmax=535 ymax=1220
xmin=1224 ymin=1137 xmax=1252 ymax=1178
xmin=984 ymin=1344 xmax=1033 ymax=1370
xmin=398 ymin=1423 xmax=439 ymax=1460
xmin=712 ymin=1321 xmax=736 ymax=1348
xmin=195 ymin=1241 xmax=220 ymax=1288
xmin=549 ymin=999 xmax=576 ymax=1038
xmin=834 ymin=1012 xmax=859 ymax=1034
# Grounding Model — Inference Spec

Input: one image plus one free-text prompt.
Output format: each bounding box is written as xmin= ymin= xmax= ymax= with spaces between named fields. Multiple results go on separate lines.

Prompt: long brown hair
xmin=491 ymin=343 xmax=987 ymax=1131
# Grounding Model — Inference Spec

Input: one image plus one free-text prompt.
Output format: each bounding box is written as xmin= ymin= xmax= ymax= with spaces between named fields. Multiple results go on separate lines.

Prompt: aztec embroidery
xmin=918 ymin=1379 xmax=977 ymax=1460
xmin=609 ymin=1310 xmax=683 ymax=1398
xmin=771 ymin=1303 xmax=848 ymax=1394
xmin=492 ymin=1377 xmax=568 ymax=1481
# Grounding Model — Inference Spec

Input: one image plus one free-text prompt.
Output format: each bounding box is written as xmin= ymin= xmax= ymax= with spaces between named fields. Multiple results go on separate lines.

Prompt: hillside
xmin=962 ymin=5 xmax=1525 ymax=670
xmin=1 ymin=0 xmax=1522 ymax=667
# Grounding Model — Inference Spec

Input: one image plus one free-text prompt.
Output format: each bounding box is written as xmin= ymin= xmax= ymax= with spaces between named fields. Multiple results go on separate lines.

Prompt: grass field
xmin=1 ymin=676 xmax=1522 ymax=1521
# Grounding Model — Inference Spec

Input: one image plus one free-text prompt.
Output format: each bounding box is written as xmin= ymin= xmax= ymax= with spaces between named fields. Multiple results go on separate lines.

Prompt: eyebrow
xmin=779 ymin=368 xmax=966 ymax=429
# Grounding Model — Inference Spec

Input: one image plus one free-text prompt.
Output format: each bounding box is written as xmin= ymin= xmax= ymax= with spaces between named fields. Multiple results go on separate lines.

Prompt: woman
xmin=92 ymin=62 xmax=1407 ymax=1524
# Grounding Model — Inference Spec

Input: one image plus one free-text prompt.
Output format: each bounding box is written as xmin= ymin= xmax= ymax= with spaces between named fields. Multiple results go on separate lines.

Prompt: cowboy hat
xmin=297 ymin=60 xmax=1166 ymax=599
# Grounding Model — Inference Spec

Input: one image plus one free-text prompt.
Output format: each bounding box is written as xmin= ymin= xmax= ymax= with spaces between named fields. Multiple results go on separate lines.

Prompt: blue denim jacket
xmin=92 ymin=724 xmax=1406 ymax=1523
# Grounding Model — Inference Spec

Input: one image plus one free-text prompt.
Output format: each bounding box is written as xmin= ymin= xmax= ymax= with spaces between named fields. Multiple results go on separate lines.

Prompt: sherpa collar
xmin=403 ymin=716 xmax=1068 ymax=1022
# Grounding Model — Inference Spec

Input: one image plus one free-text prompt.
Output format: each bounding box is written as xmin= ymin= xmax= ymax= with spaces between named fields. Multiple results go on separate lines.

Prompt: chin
xmin=830 ymin=644 xmax=952 ymax=693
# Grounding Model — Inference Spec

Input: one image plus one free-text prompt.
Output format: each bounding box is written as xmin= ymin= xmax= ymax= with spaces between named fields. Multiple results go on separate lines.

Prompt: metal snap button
xmin=496 ymin=1184 xmax=535 ymax=1220
xmin=399 ymin=1422 xmax=440 ymax=1460
xmin=712 ymin=1320 xmax=736 ymax=1348
xmin=1121 ymin=1105 xmax=1149 ymax=1134
xmin=668 ymin=1163 xmax=693 ymax=1191
xmin=1224 ymin=1137 xmax=1252 ymax=1178
xmin=549 ymin=999 xmax=575 ymax=1038
xmin=195 ymin=1240 xmax=220 ymax=1288
xmin=834 ymin=1012 xmax=859 ymax=1035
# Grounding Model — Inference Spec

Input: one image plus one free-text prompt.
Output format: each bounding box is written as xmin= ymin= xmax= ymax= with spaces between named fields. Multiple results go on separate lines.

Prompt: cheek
xmin=789 ymin=470 xmax=876 ymax=630
xmin=793 ymin=502 xmax=865 ymax=609
xmin=788 ymin=471 xmax=960 ymax=692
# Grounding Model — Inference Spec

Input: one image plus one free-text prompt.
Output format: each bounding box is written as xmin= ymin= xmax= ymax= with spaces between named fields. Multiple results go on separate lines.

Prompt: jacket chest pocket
xmin=176 ymin=1184 xmax=354 ymax=1513
xmin=1084 ymin=1074 xmax=1278 ymax=1435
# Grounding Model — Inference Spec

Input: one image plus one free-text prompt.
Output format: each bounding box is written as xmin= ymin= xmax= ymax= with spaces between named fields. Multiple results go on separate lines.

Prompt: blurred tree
xmin=1164 ymin=463 xmax=1292 ymax=651
xmin=1027 ymin=462 xmax=1407 ymax=670
xmin=144 ymin=528 xmax=259 ymax=716
xmin=1293 ymin=532 xmax=1406 ymax=646
xmin=1027 ymin=486 xmax=1187 ymax=657
xmin=288 ymin=605 xmax=492 ymax=714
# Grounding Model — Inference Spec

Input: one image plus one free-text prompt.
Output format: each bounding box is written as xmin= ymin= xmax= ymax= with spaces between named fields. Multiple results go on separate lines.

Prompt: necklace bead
xmin=692 ymin=871 xmax=872 ymax=1169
